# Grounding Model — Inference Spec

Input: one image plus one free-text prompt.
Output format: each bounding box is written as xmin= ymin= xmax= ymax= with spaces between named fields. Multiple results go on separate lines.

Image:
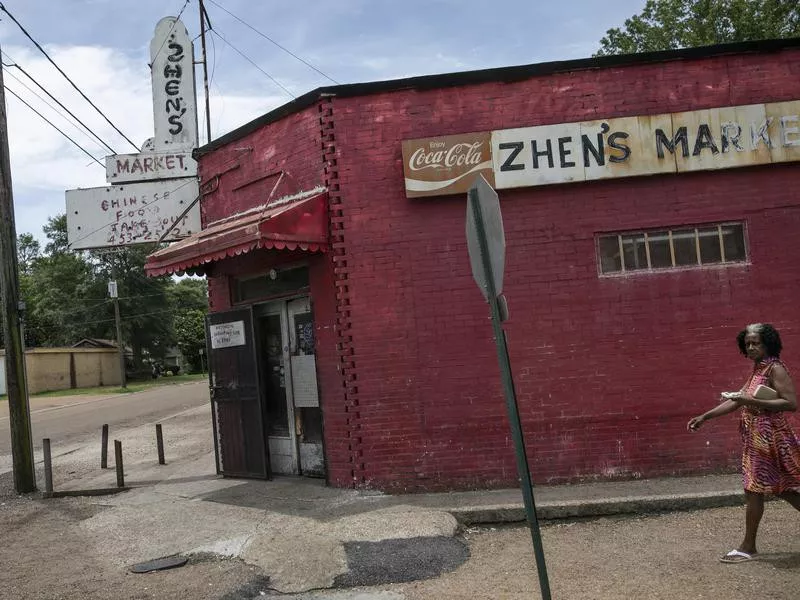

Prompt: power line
xmin=1 ymin=65 xmax=106 ymax=155
xmin=208 ymin=22 xmax=218 ymax=85
xmin=205 ymin=0 xmax=339 ymax=84
xmin=3 ymin=85 xmax=104 ymax=168
xmin=0 ymin=2 xmax=141 ymax=152
xmin=207 ymin=28 xmax=227 ymax=138
xmin=24 ymin=307 xmax=180 ymax=334
xmin=2 ymin=60 xmax=114 ymax=156
xmin=40 ymin=298 xmax=111 ymax=317
xmin=210 ymin=29 xmax=294 ymax=98
xmin=2 ymin=53 xmax=117 ymax=154
xmin=24 ymin=292 xmax=170 ymax=307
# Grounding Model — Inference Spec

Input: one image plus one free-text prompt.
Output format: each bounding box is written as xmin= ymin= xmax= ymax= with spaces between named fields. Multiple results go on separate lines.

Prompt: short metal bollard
xmin=114 ymin=440 xmax=124 ymax=488
xmin=43 ymin=438 xmax=53 ymax=494
xmin=156 ymin=424 xmax=165 ymax=465
xmin=101 ymin=424 xmax=109 ymax=469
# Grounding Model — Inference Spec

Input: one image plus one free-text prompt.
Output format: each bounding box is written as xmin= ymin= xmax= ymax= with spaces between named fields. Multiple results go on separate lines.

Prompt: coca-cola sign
xmin=402 ymin=132 xmax=494 ymax=198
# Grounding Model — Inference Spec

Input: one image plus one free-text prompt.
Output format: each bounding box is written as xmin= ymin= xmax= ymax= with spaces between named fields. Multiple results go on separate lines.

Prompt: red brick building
xmin=147 ymin=39 xmax=800 ymax=492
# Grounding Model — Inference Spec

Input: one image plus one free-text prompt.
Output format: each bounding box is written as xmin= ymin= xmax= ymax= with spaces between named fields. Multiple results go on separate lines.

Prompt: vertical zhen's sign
xmin=150 ymin=17 xmax=199 ymax=151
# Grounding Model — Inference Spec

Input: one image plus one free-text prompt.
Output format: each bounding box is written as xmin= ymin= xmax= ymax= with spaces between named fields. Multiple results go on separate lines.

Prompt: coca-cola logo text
xmin=409 ymin=141 xmax=485 ymax=171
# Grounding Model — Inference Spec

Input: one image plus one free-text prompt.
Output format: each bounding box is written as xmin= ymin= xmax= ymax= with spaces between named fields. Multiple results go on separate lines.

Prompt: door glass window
xmin=259 ymin=314 xmax=289 ymax=437
xmin=299 ymin=407 xmax=324 ymax=443
xmin=294 ymin=312 xmax=315 ymax=356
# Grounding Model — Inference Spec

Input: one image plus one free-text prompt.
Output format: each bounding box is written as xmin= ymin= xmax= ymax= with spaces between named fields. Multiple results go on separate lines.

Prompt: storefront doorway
xmin=207 ymin=296 xmax=324 ymax=479
xmin=255 ymin=297 xmax=324 ymax=477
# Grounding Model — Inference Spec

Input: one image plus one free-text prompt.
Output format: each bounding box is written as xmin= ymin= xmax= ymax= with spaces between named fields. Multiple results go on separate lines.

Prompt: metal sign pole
xmin=468 ymin=185 xmax=552 ymax=600
xmin=109 ymin=280 xmax=126 ymax=389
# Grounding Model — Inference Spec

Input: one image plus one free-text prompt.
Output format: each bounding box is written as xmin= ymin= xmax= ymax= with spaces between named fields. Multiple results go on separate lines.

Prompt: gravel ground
xmin=0 ymin=492 xmax=267 ymax=600
xmin=383 ymin=504 xmax=800 ymax=600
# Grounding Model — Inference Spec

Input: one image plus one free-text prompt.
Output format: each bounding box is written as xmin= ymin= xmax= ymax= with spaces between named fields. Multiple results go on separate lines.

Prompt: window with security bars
xmin=597 ymin=223 xmax=747 ymax=275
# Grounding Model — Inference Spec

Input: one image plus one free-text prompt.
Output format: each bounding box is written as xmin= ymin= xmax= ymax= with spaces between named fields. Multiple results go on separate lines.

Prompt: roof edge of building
xmin=196 ymin=37 xmax=800 ymax=157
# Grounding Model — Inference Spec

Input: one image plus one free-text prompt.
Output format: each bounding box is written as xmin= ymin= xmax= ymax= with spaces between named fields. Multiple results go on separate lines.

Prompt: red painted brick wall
xmin=200 ymin=109 xmax=323 ymax=225
xmin=328 ymin=47 xmax=800 ymax=491
xmin=199 ymin=106 xmax=347 ymax=487
xmin=201 ymin=46 xmax=800 ymax=492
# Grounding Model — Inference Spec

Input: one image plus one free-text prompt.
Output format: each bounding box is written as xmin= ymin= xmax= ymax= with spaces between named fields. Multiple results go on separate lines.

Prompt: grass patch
xmin=23 ymin=373 xmax=208 ymax=398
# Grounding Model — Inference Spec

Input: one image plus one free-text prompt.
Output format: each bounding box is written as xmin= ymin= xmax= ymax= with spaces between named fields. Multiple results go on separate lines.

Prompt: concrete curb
xmin=450 ymin=490 xmax=744 ymax=525
xmin=43 ymin=487 xmax=129 ymax=499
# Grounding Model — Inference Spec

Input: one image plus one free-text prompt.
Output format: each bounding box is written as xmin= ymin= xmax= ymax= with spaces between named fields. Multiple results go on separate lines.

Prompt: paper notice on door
xmin=291 ymin=354 xmax=319 ymax=407
xmin=210 ymin=321 xmax=246 ymax=349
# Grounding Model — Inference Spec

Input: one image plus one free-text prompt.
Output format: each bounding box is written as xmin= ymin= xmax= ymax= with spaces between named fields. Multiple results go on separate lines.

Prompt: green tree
xmin=17 ymin=233 xmax=40 ymax=275
xmin=24 ymin=250 xmax=99 ymax=347
xmin=42 ymin=214 xmax=70 ymax=255
xmin=596 ymin=0 xmax=800 ymax=56
xmin=19 ymin=216 xmax=177 ymax=368
xmin=20 ymin=215 xmax=98 ymax=347
xmin=168 ymin=279 xmax=208 ymax=372
xmin=15 ymin=213 xmax=207 ymax=377
xmin=174 ymin=309 xmax=207 ymax=372
xmin=167 ymin=278 xmax=208 ymax=312
xmin=89 ymin=243 xmax=175 ymax=369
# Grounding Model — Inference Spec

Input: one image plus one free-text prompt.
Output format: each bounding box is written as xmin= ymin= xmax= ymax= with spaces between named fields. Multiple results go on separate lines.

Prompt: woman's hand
xmin=687 ymin=415 xmax=706 ymax=431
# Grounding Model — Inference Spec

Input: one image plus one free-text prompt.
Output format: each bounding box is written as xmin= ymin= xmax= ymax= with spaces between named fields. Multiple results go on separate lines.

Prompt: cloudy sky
xmin=0 ymin=0 xmax=646 ymax=243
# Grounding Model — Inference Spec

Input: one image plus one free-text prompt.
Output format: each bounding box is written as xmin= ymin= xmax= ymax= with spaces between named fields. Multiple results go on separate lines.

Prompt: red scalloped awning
xmin=145 ymin=191 xmax=328 ymax=277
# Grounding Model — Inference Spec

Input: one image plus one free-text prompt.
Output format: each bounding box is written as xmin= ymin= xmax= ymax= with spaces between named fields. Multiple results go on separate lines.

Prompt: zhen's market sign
xmin=401 ymin=100 xmax=800 ymax=198
xmin=65 ymin=16 xmax=200 ymax=250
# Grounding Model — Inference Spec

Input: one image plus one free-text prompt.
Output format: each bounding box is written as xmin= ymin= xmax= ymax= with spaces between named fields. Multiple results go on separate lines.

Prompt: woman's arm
xmin=688 ymin=399 xmax=740 ymax=431
xmin=732 ymin=364 xmax=797 ymax=412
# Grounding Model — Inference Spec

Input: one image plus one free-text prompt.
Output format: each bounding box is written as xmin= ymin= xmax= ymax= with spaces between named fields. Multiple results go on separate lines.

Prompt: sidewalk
xmin=42 ymin=435 xmax=743 ymax=594
xmin=53 ymin=433 xmax=744 ymax=526
xmin=153 ymin=468 xmax=744 ymax=525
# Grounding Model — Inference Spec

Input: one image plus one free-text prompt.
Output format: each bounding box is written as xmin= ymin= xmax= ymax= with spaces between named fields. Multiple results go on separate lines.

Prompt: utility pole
xmin=0 ymin=44 xmax=37 ymax=493
xmin=109 ymin=280 xmax=126 ymax=389
xmin=198 ymin=0 xmax=212 ymax=144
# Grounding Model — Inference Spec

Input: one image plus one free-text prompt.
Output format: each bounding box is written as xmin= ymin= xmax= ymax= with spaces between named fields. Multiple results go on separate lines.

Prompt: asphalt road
xmin=0 ymin=381 xmax=210 ymax=454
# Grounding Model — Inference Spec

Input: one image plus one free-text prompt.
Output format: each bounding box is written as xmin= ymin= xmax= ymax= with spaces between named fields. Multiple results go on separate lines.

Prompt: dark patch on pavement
xmin=130 ymin=555 xmax=188 ymax=573
xmin=200 ymin=477 xmax=387 ymax=521
xmin=333 ymin=536 xmax=469 ymax=587
xmin=217 ymin=575 xmax=272 ymax=599
xmin=53 ymin=501 xmax=109 ymax=521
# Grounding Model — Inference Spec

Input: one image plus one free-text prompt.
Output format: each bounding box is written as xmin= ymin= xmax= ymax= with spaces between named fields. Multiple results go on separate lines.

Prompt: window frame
xmin=596 ymin=222 xmax=749 ymax=277
xmin=231 ymin=264 xmax=311 ymax=304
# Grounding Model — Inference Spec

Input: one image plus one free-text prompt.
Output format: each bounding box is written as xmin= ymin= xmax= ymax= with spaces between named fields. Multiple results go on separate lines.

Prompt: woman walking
xmin=688 ymin=323 xmax=800 ymax=563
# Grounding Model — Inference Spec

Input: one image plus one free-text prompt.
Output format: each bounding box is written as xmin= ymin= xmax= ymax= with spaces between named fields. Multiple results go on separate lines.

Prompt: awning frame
xmin=145 ymin=189 xmax=328 ymax=277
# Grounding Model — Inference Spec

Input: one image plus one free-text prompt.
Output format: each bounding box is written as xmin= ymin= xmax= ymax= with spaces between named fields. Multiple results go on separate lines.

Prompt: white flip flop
xmin=720 ymin=549 xmax=757 ymax=563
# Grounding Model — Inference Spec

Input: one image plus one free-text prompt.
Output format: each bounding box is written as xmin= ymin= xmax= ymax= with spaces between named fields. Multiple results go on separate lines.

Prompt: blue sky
xmin=0 ymin=0 xmax=646 ymax=243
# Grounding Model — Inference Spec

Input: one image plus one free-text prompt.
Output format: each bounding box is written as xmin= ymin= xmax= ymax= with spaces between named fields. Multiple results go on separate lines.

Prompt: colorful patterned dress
xmin=740 ymin=357 xmax=800 ymax=494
